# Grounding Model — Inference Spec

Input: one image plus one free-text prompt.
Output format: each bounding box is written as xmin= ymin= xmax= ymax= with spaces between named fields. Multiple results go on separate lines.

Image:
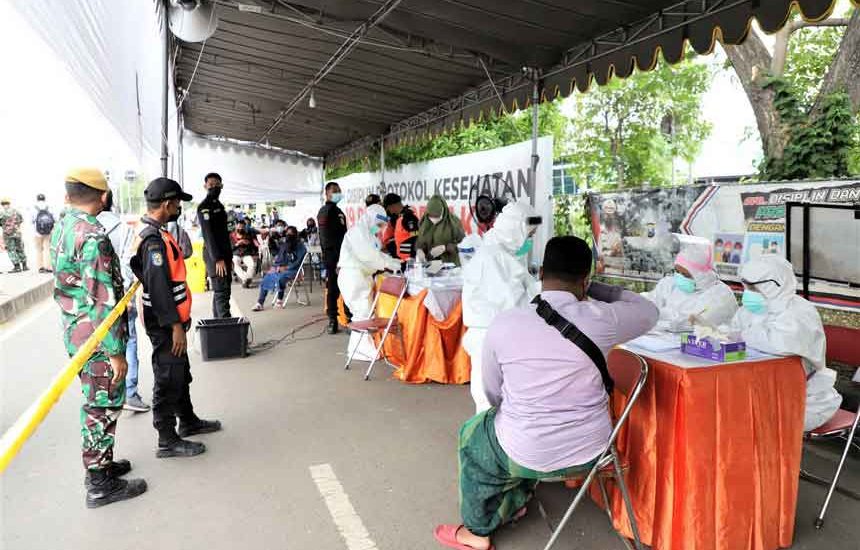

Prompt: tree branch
xmin=789 ymin=18 xmax=850 ymax=32
xmin=813 ymin=10 xmax=860 ymax=116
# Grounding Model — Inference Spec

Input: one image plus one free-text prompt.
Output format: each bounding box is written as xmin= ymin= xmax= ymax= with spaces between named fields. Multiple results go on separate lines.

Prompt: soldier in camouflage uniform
xmin=0 ymin=197 xmax=28 ymax=272
xmin=51 ymin=168 xmax=147 ymax=508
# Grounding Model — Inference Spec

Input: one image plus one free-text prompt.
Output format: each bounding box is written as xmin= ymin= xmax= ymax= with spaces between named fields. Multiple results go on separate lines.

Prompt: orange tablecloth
xmin=597 ymin=353 xmax=806 ymax=550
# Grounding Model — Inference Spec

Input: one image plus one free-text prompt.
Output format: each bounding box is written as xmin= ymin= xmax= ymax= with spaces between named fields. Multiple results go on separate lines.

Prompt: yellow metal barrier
xmin=0 ymin=281 xmax=141 ymax=474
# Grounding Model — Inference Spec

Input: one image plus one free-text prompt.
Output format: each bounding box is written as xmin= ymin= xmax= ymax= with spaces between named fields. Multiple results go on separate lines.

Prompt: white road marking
xmin=309 ymin=463 xmax=379 ymax=550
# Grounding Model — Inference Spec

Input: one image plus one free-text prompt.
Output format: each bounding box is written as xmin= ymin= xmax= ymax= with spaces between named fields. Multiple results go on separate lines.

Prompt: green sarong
xmin=458 ymin=408 xmax=596 ymax=537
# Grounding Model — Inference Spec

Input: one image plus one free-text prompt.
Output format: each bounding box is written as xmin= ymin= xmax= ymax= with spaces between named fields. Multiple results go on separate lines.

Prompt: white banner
xmin=334 ymin=137 xmax=554 ymax=260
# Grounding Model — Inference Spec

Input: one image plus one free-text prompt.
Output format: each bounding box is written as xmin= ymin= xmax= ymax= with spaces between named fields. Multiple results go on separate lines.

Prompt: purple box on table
xmin=680 ymin=334 xmax=747 ymax=362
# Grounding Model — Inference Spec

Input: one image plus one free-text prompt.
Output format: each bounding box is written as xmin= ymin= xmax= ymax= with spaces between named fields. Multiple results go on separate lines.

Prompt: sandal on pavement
xmin=433 ymin=525 xmax=493 ymax=550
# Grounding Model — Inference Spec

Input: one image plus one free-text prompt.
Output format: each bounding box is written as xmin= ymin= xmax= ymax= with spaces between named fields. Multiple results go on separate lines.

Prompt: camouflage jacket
xmin=51 ymin=208 xmax=127 ymax=358
xmin=0 ymin=206 xmax=23 ymax=238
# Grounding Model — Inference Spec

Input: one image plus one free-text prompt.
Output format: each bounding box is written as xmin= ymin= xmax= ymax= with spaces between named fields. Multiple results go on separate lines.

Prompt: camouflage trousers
xmin=3 ymin=235 xmax=26 ymax=265
xmin=79 ymin=352 xmax=126 ymax=470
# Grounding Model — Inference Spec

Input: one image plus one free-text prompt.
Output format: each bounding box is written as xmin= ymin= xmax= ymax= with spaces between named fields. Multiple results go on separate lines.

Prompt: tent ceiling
xmin=175 ymin=0 xmax=844 ymax=163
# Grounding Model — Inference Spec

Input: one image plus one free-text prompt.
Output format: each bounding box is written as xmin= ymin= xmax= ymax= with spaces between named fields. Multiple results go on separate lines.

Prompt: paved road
xmin=1 ymin=287 xmax=858 ymax=549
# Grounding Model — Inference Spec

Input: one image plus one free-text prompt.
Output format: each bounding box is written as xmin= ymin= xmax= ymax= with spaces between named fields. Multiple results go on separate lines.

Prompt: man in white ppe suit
xmin=729 ymin=256 xmax=841 ymax=431
xmin=643 ymin=236 xmax=737 ymax=332
xmin=462 ymin=201 xmax=541 ymax=413
xmin=339 ymin=204 xmax=402 ymax=360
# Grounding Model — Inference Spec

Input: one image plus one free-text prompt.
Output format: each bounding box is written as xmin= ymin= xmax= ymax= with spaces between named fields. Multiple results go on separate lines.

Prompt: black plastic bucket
xmin=196 ymin=317 xmax=250 ymax=361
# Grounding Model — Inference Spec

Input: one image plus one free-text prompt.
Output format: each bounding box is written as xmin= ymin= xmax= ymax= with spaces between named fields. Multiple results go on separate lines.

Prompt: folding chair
xmin=800 ymin=407 xmax=860 ymax=529
xmin=539 ymin=348 xmax=648 ymax=550
xmin=280 ymin=252 xmax=311 ymax=307
xmin=343 ymin=275 xmax=408 ymax=381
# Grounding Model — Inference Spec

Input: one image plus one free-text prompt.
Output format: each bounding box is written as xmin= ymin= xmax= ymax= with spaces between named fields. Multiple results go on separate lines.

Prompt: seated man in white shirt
xmin=434 ymin=236 xmax=658 ymax=550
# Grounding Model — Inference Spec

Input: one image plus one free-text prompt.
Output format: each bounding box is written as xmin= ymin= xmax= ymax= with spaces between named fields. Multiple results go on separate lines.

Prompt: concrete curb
xmin=0 ymin=279 xmax=53 ymax=324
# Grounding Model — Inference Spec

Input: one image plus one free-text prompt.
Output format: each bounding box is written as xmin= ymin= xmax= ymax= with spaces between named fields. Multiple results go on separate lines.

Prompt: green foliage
xmin=326 ymin=101 xmax=570 ymax=180
xmin=552 ymin=194 xmax=592 ymax=244
xmin=782 ymin=24 xmax=844 ymax=105
xmin=762 ymin=77 xmax=857 ymax=180
xmin=563 ymin=56 xmax=713 ymax=190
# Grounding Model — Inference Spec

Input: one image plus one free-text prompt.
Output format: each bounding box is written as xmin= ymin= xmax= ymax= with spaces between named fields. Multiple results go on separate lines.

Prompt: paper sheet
xmin=627 ymin=334 xmax=679 ymax=353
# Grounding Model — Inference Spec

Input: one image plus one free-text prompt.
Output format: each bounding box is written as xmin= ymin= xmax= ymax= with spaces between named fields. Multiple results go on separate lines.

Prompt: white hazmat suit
xmin=339 ymin=204 xmax=402 ymax=360
xmin=729 ymin=256 xmax=841 ymax=431
xmin=643 ymin=236 xmax=738 ymax=332
xmin=462 ymin=202 xmax=540 ymax=413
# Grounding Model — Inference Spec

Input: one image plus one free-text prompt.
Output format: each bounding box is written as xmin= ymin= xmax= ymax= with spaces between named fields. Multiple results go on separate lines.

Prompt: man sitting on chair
xmin=231 ymin=219 xmax=259 ymax=288
xmin=253 ymin=226 xmax=307 ymax=311
xmin=434 ymin=236 xmax=658 ymax=550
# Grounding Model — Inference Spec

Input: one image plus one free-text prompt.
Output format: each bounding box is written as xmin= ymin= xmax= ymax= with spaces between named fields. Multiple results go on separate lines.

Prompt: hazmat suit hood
xmin=358 ymin=204 xmax=388 ymax=237
xmin=457 ymin=233 xmax=483 ymax=267
xmin=482 ymin=201 xmax=535 ymax=254
xmin=739 ymin=255 xmax=797 ymax=313
xmin=674 ymin=235 xmax=718 ymax=290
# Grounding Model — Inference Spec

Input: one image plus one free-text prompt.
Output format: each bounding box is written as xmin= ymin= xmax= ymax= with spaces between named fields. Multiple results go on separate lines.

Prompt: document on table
xmin=626 ymin=333 xmax=679 ymax=353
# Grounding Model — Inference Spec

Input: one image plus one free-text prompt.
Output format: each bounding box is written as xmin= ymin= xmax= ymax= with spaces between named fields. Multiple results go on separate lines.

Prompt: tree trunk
xmin=723 ymin=35 xmax=791 ymax=162
xmin=812 ymin=10 xmax=860 ymax=117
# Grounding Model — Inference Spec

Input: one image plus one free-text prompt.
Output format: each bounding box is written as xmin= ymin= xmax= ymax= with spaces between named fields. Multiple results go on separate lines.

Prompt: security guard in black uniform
xmin=197 ymin=172 xmax=233 ymax=318
xmin=131 ymin=177 xmax=222 ymax=458
xmin=317 ymin=181 xmax=349 ymax=334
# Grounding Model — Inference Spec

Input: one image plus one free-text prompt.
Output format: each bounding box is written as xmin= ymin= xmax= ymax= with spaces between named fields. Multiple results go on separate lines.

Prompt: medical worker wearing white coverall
xmin=338 ymin=204 xmax=402 ymax=360
xmin=462 ymin=201 xmax=541 ymax=413
xmin=729 ymin=256 xmax=841 ymax=431
xmin=643 ymin=236 xmax=738 ymax=332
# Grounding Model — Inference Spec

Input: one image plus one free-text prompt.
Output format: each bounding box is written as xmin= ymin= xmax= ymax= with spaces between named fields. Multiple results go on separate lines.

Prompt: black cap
xmin=144 ymin=177 xmax=193 ymax=202
xmin=382 ymin=193 xmax=402 ymax=208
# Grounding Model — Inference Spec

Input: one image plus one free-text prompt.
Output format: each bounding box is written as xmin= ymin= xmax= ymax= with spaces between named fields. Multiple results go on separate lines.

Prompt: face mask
xmin=331 ymin=192 xmax=343 ymax=204
xmin=674 ymin=273 xmax=696 ymax=294
xmin=370 ymin=224 xmax=382 ymax=236
xmin=429 ymin=216 xmax=442 ymax=225
xmin=742 ymin=290 xmax=767 ymax=314
xmin=207 ymin=187 xmax=222 ymax=200
xmin=274 ymin=226 xmax=284 ymax=234
xmin=515 ymin=238 xmax=533 ymax=257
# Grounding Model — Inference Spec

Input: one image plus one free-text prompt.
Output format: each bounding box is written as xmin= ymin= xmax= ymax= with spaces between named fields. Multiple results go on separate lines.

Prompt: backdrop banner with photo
xmin=335 ymin=137 xmax=554 ymax=261
xmin=590 ymin=179 xmax=860 ymax=309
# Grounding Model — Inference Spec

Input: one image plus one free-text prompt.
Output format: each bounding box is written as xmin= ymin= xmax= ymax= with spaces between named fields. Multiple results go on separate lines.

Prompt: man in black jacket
xmin=197 ymin=172 xmax=232 ymax=318
xmin=317 ymin=181 xmax=348 ymax=334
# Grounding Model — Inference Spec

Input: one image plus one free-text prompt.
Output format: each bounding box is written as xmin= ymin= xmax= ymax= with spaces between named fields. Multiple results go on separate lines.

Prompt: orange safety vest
xmin=394 ymin=215 xmax=418 ymax=261
xmin=161 ymin=228 xmax=192 ymax=322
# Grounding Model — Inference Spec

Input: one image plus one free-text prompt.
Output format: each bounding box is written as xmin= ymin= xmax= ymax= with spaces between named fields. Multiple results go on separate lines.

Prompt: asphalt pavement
xmin=0 ymin=286 xmax=858 ymax=550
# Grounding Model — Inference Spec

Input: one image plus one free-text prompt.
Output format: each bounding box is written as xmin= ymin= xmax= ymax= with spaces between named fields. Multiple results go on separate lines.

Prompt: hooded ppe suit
xmin=462 ymin=202 xmax=540 ymax=413
xmin=729 ymin=256 xmax=841 ymax=431
xmin=643 ymin=236 xmax=738 ymax=332
xmin=339 ymin=205 xmax=402 ymax=360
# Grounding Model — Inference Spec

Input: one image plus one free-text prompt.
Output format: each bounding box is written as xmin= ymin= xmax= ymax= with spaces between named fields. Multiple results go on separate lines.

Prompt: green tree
xmin=563 ymin=56 xmax=713 ymax=189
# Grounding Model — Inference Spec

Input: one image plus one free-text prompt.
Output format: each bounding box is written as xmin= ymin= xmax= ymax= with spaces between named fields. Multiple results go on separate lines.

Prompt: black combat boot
xmin=85 ymin=469 xmax=147 ymax=509
xmin=9 ymin=264 xmax=21 ymax=273
xmin=327 ymin=319 xmax=339 ymax=334
xmin=84 ymin=459 xmax=132 ymax=488
xmin=20 ymin=261 xmax=28 ymax=271
xmin=156 ymin=433 xmax=206 ymax=458
xmin=178 ymin=418 xmax=222 ymax=438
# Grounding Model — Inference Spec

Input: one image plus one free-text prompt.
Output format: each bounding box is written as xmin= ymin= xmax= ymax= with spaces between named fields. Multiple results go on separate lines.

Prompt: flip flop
xmin=433 ymin=524 xmax=494 ymax=550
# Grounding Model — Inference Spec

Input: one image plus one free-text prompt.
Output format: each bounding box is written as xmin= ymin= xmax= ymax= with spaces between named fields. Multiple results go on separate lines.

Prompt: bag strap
xmin=531 ymin=295 xmax=614 ymax=396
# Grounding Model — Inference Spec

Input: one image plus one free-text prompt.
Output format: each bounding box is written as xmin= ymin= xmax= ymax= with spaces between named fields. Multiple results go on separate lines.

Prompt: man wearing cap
xmin=51 ymin=168 xmax=147 ymax=508
xmin=197 ymin=172 xmax=233 ymax=318
xmin=32 ymin=193 xmax=55 ymax=273
xmin=0 ymin=197 xmax=27 ymax=273
xmin=382 ymin=193 xmax=420 ymax=263
xmin=131 ymin=177 xmax=222 ymax=458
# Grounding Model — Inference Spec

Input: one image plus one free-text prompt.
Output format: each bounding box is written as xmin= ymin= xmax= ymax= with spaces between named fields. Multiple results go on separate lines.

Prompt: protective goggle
xmin=741 ymin=278 xmax=782 ymax=288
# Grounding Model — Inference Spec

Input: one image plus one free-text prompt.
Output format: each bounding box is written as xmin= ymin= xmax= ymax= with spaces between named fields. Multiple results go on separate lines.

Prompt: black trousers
xmin=210 ymin=271 xmax=232 ymax=318
xmin=148 ymin=327 xmax=197 ymax=441
xmin=324 ymin=256 xmax=340 ymax=322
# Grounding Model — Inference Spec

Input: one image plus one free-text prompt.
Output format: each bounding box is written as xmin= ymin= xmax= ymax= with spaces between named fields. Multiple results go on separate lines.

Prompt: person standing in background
xmin=52 ymin=168 xmax=147 ymax=508
xmin=32 ymin=193 xmax=56 ymax=273
xmin=0 ymin=197 xmax=28 ymax=273
xmin=98 ymin=206 xmax=151 ymax=413
xmin=317 ymin=181 xmax=349 ymax=334
xmin=197 ymin=172 xmax=232 ymax=318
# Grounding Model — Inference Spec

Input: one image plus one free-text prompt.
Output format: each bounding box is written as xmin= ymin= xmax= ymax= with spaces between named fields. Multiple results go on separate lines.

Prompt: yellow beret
xmin=65 ymin=168 xmax=108 ymax=191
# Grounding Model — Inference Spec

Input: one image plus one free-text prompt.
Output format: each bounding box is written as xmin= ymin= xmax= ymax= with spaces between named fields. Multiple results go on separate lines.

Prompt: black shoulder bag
xmin=531 ymin=295 xmax=614 ymax=396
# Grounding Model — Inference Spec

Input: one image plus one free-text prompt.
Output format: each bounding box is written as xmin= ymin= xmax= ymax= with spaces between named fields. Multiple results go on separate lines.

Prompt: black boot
xmin=156 ymin=436 xmax=206 ymax=458
xmin=84 ymin=459 xmax=132 ymax=488
xmin=85 ymin=469 xmax=147 ymax=509
xmin=21 ymin=261 xmax=28 ymax=271
xmin=327 ymin=319 xmax=340 ymax=335
xmin=9 ymin=264 xmax=21 ymax=273
xmin=178 ymin=418 xmax=222 ymax=438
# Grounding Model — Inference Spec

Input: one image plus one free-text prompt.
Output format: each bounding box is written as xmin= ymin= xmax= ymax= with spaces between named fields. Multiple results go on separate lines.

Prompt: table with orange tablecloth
xmin=334 ymin=288 xmax=471 ymax=385
xmin=596 ymin=350 xmax=807 ymax=550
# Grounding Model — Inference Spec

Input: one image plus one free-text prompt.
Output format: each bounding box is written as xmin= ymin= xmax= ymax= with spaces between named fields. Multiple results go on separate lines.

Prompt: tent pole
xmin=380 ymin=136 xmax=386 ymax=189
xmin=161 ymin=0 xmax=170 ymax=178
xmin=530 ymin=73 xmax=540 ymax=209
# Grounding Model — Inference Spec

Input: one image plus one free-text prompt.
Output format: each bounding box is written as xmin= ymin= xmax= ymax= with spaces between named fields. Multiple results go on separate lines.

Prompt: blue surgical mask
xmin=515 ymin=238 xmax=533 ymax=257
xmin=331 ymin=192 xmax=343 ymax=204
xmin=370 ymin=224 xmax=381 ymax=236
xmin=674 ymin=273 xmax=696 ymax=294
xmin=742 ymin=290 xmax=767 ymax=314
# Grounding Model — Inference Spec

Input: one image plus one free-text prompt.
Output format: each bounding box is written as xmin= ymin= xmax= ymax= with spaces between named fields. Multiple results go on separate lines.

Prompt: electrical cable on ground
xmin=246 ymin=314 xmax=329 ymax=355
